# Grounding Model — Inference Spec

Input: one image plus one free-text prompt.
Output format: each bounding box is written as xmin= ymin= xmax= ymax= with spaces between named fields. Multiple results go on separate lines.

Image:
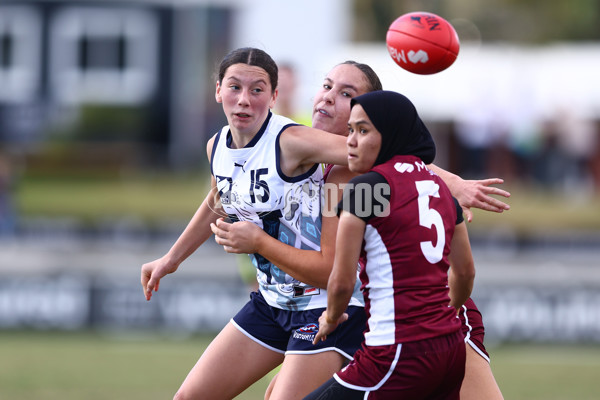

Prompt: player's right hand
xmin=141 ymin=256 xmax=178 ymax=301
xmin=312 ymin=310 xmax=348 ymax=345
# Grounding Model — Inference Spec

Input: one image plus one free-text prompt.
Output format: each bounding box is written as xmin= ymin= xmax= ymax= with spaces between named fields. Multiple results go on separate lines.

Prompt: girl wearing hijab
xmin=305 ymin=90 xmax=476 ymax=399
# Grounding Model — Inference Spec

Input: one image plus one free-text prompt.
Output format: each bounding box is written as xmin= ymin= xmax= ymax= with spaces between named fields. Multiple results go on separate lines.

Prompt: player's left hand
xmin=455 ymin=178 xmax=511 ymax=222
xmin=312 ymin=311 xmax=348 ymax=345
xmin=211 ymin=218 xmax=262 ymax=254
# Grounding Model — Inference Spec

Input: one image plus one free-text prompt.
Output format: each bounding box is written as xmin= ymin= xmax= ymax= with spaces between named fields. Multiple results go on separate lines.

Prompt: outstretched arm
xmin=278 ymin=125 xmax=348 ymax=176
xmin=141 ymin=137 xmax=221 ymax=300
xmin=428 ymin=164 xmax=510 ymax=222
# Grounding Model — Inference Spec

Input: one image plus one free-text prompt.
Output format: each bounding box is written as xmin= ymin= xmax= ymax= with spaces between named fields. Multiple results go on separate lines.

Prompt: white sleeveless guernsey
xmin=211 ymin=112 xmax=363 ymax=311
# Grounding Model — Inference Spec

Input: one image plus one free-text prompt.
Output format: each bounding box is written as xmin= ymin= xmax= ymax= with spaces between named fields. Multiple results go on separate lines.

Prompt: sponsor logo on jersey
xmin=293 ymin=286 xmax=321 ymax=297
xmin=394 ymin=160 xmax=428 ymax=174
xmin=394 ymin=162 xmax=415 ymax=173
xmin=233 ymin=160 xmax=247 ymax=172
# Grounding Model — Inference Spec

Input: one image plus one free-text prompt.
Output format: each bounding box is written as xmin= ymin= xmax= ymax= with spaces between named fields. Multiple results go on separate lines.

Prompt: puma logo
xmin=234 ymin=161 xmax=247 ymax=172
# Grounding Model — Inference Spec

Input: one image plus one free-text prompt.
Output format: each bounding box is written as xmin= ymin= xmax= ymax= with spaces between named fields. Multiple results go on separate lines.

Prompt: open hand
xmin=455 ymin=178 xmax=511 ymax=222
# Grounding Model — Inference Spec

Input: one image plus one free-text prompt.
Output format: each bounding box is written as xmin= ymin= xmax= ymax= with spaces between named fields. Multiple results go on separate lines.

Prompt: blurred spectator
xmin=0 ymin=149 xmax=17 ymax=236
xmin=273 ymin=62 xmax=311 ymax=126
xmin=273 ymin=62 xmax=297 ymax=118
xmin=537 ymin=106 xmax=597 ymax=193
xmin=590 ymin=120 xmax=600 ymax=192
xmin=454 ymin=95 xmax=506 ymax=180
xmin=501 ymin=85 xmax=541 ymax=184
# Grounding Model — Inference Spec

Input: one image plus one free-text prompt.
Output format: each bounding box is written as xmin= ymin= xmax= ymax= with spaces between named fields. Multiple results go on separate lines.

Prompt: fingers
xmin=141 ymin=271 xmax=152 ymax=300
xmin=312 ymin=312 xmax=349 ymax=345
xmin=210 ymin=223 xmax=223 ymax=241
xmin=473 ymin=185 xmax=511 ymax=213
xmin=142 ymin=267 xmax=161 ymax=301
xmin=462 ymin=207 xmax=473 ymax=223
xmin=462 ymin=196 xmax=509 ymax=223
xmin=211 ymin=218 xmax=228 ymax=235
xmin=475 ymin=178 xmax=511 ymax=202
xmin=477 ymin=178 xmax=504 ymax=186
xmin=484 ymin=197 xmax=510 ymax=211
xmin=143 ymin=284 xmax=152 ymax=301
xmin=212 ymin=218 xmax=233 ymax=237
xmin=145 ymin=278 xmax=157 ymax=301
xmin=211 ymin=223 xmax=242 ymax=253
xmin=223 ymin=245 xmax=240 ymax=254
xmin=211 ymin=224 xmax=233 ymax=252
xmin=481 ymin=186 xmax=511 ymax=199
xmin=211 ymin=221 xmax=228 ymax=243
xmin=474 ymin=195 xmax=510 ymax=212
xmin=215 ymin=217 xmax=232 ymax=228
xmin=312 ymin=330 xmax=326 ymax=345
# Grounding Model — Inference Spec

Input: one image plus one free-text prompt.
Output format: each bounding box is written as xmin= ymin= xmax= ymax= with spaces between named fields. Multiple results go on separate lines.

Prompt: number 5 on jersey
xmin=415 ymin=180 xmax=445 ymax=264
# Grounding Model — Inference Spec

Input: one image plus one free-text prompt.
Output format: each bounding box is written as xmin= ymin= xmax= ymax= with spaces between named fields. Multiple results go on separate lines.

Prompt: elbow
xmin=328 ymin=279 xmax=355 ymax=299
xmin=459 ymin=267 xmax=476 ymax=286
xmin=462 ymin=263 xmax=476 ymax=283
xmin=451 ymin=262 xmax=476 ymax=290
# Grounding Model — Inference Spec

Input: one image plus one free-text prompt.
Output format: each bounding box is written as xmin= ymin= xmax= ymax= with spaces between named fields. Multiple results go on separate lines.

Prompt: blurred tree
xmin=352 ymin=0 xmax=600 ymax=43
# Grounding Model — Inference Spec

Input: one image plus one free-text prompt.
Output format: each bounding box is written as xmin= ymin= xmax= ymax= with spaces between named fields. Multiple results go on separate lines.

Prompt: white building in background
xmin=0 ymin=0 xmax=598 ymax=169
xmin=0 ymin=0 xmax=351 ymax=168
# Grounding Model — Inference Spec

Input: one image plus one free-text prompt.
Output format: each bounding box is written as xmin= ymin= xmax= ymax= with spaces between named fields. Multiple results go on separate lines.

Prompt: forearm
xmin=429 ymin=163 xmax=510 ymax=222
xmin=255 ymin=234 xmax=332 ymax=288
xmin=448 ymin=268 xmax=474 ymax=311
xmin=280 ymin=126 xmax=348 ymax=170
xmin=166 ymin=192 xmax=219 ymax=267
xmin=428 ymin=163 xmax=461 ymax=196
xmin=253 ymin=206 xmax=339 ymax=288
xmin=325 ymin=277 xmax=355 ymax=322
xmin=325 ymin=211 xmax=364 ymax=321
xmin=447 ymin=222 xmax=475 ymax=310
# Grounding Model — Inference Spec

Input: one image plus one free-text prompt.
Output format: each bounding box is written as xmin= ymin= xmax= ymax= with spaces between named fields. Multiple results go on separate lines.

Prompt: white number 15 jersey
xmin=211 ymin=112 xmax=363 ymax=311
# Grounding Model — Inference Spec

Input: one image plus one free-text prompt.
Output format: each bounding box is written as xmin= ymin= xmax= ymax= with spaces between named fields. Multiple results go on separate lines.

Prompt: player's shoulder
xmin=206 ymin=131 xmax=221 ymax=159
xmin=326 ymin=165 xmax=357 ymax=185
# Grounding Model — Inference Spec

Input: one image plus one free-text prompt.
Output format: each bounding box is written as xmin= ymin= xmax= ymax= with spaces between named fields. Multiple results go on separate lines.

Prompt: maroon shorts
xmin=459 ymin=298 xmax=490 ymax=362
xmin=333 ymin=330 xmax=465 ymax=400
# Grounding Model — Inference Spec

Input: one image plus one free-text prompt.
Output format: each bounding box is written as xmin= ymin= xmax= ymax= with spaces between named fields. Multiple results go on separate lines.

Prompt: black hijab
xmin=350 ymin=90 xmax=436 ymax=166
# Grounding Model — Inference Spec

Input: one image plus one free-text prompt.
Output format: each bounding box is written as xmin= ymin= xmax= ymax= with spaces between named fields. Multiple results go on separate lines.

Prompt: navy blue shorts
xmin=232 ymin=291 xmax=367 ymax=360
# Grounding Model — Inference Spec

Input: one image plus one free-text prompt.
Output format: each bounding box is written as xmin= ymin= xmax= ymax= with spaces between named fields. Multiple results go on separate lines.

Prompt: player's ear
xmin=269 ymin=88 xmax=278 ymax=109
xmin=215 ymin=81 xmax=223 ymax=103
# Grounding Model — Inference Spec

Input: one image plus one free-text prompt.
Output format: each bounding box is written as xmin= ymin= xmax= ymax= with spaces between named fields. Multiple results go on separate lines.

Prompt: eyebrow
xmin=226 ymin=75 xmax=269 ymax=86
xmin=324 ymin=77 xmax=359 ymax=92
xmin=348 ymin=119 xmax=372 ymax=127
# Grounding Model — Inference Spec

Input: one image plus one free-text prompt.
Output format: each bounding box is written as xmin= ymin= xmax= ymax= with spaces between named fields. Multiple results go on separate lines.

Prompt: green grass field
xmin=1 ymin=330 xmax=599 ymax=400
xmin=8 ymin=169 xmax=600 ymax=400
xmin=0 ymin=331 xmax=274 ymax=400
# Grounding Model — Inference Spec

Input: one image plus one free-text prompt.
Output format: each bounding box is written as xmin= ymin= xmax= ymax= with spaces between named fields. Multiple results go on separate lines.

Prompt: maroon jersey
xmin=459 ymin=297 xmax=490 ymax=361
xmin=344 ymin=155 xmax=460 ymax=346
